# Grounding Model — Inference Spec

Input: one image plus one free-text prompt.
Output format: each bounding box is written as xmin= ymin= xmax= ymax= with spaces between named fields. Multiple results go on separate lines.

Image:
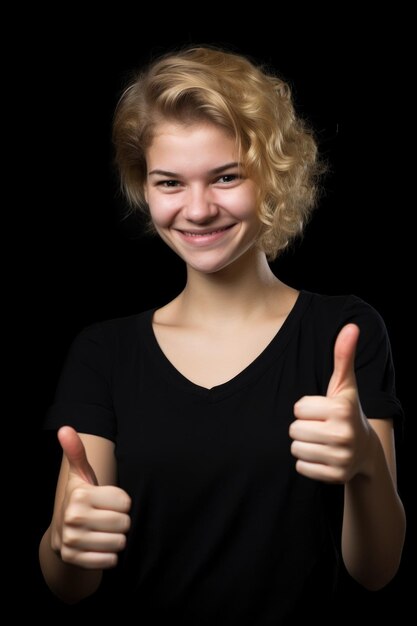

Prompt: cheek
xmin=147 ymin=193 xmax=179 ymax=228
xmin=219 ymin=187 xmax=258 ymax=219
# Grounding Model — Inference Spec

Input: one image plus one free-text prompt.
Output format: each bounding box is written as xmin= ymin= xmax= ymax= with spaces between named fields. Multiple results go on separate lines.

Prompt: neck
xmin=177 ymin=248 xmax=285 ymax=325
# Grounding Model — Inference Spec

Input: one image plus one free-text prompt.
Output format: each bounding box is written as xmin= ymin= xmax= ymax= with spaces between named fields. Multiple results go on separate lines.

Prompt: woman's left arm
xmin=342 ymin=418 xmax=406 ymax=590
xmin=290 ymin=323 xmax=406 ymax=590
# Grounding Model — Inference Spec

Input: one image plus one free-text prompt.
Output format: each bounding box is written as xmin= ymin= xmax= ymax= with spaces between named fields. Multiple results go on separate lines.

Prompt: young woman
xmin=39 ymin=46 xmax=406 ymax=624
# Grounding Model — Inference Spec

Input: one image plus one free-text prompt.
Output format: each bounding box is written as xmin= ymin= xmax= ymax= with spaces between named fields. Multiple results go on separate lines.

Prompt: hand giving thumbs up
xmin=50 ymin=426 xmax=131 ymax=569
xmin=289 ymin=324 xmax=373 ymax=483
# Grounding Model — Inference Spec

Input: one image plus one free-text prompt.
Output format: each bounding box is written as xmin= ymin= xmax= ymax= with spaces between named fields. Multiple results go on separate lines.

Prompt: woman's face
xmin=144 ymin=121 xmax=261 ymax=274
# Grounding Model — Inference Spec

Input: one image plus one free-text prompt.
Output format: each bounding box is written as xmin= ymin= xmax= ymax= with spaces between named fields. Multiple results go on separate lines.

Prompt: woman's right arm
xmin=39 ymin=427 xmax=131 ymax=604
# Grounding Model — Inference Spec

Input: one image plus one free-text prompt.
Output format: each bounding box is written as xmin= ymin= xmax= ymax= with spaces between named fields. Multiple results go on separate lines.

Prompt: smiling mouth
xmin=179 ymin=225 xmax=235 ymax=236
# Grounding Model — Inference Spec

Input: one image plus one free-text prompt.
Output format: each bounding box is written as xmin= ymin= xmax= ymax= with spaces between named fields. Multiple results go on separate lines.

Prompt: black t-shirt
xmin=43 ymin=291 xmax=403 ymax=624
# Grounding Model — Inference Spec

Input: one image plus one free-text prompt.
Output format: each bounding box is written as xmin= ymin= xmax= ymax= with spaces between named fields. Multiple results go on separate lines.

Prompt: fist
xmin=289 ymin=324 xmax=373 ymax=483
xmin=52 ymin=426 xmax=131 ymax=569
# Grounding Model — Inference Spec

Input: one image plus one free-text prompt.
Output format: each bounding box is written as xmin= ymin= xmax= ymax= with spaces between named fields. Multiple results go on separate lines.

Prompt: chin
xmin=187 ymin=262 xmax=228 ymax=274
xmin=185 ymin=252 xmax=246 ymax=274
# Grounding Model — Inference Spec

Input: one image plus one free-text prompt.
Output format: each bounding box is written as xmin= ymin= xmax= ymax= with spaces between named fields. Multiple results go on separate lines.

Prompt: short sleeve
xmin=338 ymin=295 xmax=404 ymax=423
xmin=43 ymin=323 xmax=117 ymax=441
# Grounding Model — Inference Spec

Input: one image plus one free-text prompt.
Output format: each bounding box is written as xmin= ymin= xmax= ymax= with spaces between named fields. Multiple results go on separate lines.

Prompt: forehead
xmin=151 ymin=120 xmax=234 ymax=144
xmin=147 ymin=122 xmax=238 ymax=171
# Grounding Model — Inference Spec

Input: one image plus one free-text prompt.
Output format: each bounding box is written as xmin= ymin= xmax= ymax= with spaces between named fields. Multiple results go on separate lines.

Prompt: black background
xmin=19 ymin=15 xmax=413 ymax=620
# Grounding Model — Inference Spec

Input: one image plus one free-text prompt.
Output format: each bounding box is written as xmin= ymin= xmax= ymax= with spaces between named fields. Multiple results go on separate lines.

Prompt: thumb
xmin=57 ymin=425 xmax=98 ymax=486
xmin=327 ymin=323 xmax=360 ymax=397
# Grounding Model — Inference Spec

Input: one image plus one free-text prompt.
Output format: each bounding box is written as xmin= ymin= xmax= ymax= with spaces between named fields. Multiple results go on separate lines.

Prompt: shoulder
xmin=78 ymin=308 xmax=154 ymax=339
xmin=69 ymin=309 xmax=155 ymax=359
xmin=305 ymin=291 xmax=386 ymax=331
xmin=302 ymin=292 xmax=389 ymax=348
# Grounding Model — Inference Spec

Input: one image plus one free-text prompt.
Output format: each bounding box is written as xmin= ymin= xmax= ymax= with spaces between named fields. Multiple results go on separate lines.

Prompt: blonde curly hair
xmin=113 ymin=46 xmax=325 ymax=260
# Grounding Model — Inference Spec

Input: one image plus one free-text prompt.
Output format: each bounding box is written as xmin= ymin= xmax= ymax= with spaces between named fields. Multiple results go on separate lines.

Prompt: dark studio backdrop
xmin=22 ymin=19 xmax=413 ymax=620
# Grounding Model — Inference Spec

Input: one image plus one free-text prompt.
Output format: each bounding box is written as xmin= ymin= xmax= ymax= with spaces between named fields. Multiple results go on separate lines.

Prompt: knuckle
xmin=106 ymin=554 xmax=119 ymax=569
xmin=122 ymin=493 xmax=132 ymax=511
xmin=97 ymin=554 xmax=118 ymax=569
xmin=60 ymin=545 xmax=76 ymax=565
xmin=64 ymin=506 xmax=85 ymax=526
xmin=295 ymin=459 xmax=303 ymax=474
xmin=333 ymin=446 xmax=352 ymax=466
xmin=333 ymin=467 xmax=347 ymax=483
xmin=62 ymin=527 xmax=79 ymax=548
xmin=123 ymin=514 xmax=131 ymax=532
xmin=290 ymin=440 xmax=298 ymax=456
xmin=71 ymin=487 xmax=91 ymax=505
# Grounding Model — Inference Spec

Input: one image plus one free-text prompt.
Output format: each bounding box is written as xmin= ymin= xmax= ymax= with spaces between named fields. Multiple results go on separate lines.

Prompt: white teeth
xmin=183 ymin=227 xmax=229 ymax=236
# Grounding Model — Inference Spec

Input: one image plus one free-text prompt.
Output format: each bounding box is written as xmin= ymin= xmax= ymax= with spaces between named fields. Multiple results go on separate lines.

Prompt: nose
xmin=183 ymin=185 xmax=219 ymax=223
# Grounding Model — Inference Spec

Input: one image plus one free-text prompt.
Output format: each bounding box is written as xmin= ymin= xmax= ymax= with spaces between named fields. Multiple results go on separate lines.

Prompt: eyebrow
xmin=148 ymin=162 xmax=242 ymax=177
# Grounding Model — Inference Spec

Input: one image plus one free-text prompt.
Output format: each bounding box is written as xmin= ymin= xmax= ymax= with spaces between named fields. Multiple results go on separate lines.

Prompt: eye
xmin=156 ymin=179 xmax=181 ymax=188
xmin=217 ymin=174 xmax=238 ymax=184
